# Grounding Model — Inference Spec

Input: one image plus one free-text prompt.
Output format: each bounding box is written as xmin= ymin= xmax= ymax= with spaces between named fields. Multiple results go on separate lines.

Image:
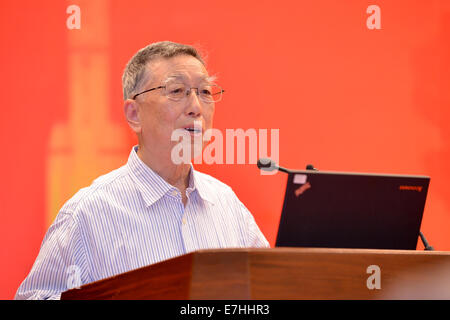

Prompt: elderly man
xmin=15 ymin=41 xmax=269 ymax=300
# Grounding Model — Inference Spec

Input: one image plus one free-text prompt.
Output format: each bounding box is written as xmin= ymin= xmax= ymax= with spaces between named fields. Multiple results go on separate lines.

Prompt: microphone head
xmin=257 ymin=158 xmax=277 ymax=171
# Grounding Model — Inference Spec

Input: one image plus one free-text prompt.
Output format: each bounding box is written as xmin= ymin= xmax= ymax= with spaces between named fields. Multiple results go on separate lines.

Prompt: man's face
xmin=134 ymin=55 xmax=215 ymax=162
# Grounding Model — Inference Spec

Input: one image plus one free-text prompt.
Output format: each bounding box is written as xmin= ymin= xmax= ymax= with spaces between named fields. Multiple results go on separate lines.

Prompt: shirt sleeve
xmin=15 ymin=211 xmax=90 ymax=300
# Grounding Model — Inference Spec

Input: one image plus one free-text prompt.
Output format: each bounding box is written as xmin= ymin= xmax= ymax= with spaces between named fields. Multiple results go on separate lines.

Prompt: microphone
xmin=257 ymin=158 xmax=317 ymax=174
xmin=256 ymin=158 xmax=291 ymax=174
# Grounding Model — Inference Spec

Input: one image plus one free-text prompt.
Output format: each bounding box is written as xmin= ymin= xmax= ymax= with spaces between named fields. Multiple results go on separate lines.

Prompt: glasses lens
xmin=164 ymin=82 xmax=186 ymax=101
xmin=199 ymin=84 xmax=223 ymax=102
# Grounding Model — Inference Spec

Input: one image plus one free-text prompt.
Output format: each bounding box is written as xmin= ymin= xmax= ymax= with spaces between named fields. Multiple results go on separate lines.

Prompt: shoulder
xmin=59 ymin=165 xmax=131 ymax=216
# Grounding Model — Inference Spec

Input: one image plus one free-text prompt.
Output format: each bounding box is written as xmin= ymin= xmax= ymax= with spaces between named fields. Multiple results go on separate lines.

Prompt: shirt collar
xmin=126 ymin=146 xmax=215 ymax=207
xmin=190 ymin=169 xmax=216 ymax=205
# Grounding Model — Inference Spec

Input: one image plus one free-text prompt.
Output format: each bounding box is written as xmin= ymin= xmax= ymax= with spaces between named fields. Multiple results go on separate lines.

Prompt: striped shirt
xmin=15 ymin=146 xmax=269 ymax=300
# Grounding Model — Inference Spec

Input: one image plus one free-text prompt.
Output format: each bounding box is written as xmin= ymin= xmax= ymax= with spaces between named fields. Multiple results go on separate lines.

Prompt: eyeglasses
xmin=132 ymin=82 xmax=225 ymax=103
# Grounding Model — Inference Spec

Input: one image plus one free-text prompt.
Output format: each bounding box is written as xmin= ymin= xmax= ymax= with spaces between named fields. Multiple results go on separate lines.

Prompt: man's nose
xmin=185 ymin=88 xmax=202 ymax=116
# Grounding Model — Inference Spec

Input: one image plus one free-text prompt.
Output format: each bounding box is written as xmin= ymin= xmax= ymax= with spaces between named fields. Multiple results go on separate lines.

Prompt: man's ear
xmin=124 ymin=99 xmax=141 ymax=134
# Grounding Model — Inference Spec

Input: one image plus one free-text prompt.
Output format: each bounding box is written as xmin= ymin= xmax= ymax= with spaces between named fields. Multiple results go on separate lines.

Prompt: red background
xmin=1 ymin=0 xmax=449 ymax=299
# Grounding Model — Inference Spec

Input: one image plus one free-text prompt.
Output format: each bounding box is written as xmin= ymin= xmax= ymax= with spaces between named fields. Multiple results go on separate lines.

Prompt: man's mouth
xmin=184 ymin=126 xmax=202 ymax=134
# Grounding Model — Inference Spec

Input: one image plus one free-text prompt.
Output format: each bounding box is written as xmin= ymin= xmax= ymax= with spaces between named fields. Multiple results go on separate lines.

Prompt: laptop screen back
xmin=275 ymin=170 xmax=430 ymax=250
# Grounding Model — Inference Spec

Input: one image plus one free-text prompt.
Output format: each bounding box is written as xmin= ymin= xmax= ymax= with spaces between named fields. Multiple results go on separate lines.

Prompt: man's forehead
xmin=165 ymin=72 xmax=214 ymax=83
xmin=146 ymin=56 xmax=209 ymax=82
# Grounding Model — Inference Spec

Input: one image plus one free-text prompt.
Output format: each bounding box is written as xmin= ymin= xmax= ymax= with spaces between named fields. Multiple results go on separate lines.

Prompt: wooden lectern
xmin=61 ymin=248 xmax=450 ymax=300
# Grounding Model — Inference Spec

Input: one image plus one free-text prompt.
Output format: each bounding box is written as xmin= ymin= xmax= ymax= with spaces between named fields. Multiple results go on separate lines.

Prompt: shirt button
xmin=171 ymin=190 xmax=178 ymax=197
xmin=182 ymin=218 xmax=187 ymax=225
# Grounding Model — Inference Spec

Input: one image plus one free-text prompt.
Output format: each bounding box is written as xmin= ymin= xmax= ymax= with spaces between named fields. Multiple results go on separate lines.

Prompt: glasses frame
xmin=132 ymin=83 xmax=225 ymax=102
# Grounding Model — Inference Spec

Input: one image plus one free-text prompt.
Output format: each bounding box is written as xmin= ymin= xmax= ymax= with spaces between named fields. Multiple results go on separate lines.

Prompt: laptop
xmin=275 ymin=169 xmax=430 ymax=250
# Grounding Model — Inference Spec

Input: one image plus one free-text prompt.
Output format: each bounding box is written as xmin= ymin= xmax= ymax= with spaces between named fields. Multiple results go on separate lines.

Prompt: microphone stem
xmin=277 ymin=166 xmax=291 ymax=174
